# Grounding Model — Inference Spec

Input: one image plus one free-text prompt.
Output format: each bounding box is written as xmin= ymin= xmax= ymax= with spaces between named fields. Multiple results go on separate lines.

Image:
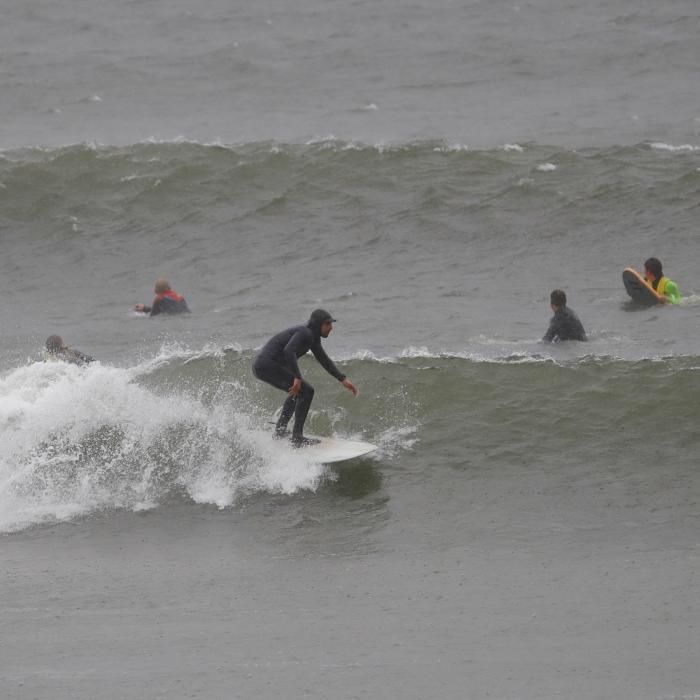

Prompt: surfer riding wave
xmin=252 ymin=309 xmax=358 ymax=448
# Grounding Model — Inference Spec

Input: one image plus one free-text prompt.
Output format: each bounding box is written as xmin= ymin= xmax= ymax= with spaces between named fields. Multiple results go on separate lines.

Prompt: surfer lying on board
xmin=44 ymin=335 xmax=95 ymax=365
xmin=134 ymin=278 xmax=190 ymax=316
xmin=252 ymin=309 xmax=358 ymax=448
xmin=542 ymin=290 xmax=587 ymax=343
xmin=643 ymin=258 xmax=681 ymax=305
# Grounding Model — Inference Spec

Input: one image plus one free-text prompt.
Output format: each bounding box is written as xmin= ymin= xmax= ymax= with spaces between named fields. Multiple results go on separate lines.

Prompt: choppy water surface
xmin=1 ymin=1 xmax=699 ymax=698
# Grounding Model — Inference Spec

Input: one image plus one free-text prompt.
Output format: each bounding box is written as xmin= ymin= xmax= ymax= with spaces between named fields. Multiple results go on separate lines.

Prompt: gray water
xmin=2 ymin=1 xmax=700 ymax=698
xmin=2 ymin=0 xmax=700 ymax=149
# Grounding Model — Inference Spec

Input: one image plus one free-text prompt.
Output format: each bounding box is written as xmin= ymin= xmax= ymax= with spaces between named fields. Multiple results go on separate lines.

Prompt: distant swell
xmin=2 ymin=139 xmax=697 ymax=234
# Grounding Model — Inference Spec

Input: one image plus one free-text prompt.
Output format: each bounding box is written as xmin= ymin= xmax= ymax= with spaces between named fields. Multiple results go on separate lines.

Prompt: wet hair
xmin=644 ymin=257 xmax=663 ymax=279
xmin=45 ymin=335 xmax=64 ymax=352
xmin=550 ymin=289 xmax=567 ymax=307
xmin=154 ymin=278 xmax=171 ymax=294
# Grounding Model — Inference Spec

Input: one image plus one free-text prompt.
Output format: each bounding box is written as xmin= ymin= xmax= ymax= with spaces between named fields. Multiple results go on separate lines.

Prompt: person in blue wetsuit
xmin=134 ymin=278 xmax=190 ymax=316
xmin=542 ymin=289 xmax=587 ymax=343
xmin=252 ymin=309 xmax=358 ymax=447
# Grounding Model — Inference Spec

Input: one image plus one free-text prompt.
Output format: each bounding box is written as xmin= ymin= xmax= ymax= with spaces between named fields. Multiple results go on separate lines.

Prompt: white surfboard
xmin=289 ymin=435 xmax=378 ymax=464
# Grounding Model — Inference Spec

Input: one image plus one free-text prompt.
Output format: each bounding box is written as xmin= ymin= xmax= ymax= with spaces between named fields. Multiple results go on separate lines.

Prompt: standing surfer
xmin=252 ymin=309 xmax=358 ymax=447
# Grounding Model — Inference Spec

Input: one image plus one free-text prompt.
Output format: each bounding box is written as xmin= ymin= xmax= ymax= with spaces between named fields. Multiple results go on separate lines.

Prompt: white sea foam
xmin=679 ymin=293 xmax=700 ymax=306
xmin=0 ymin=345 xmax=416 ymax=533
xmin=77 ymin=95 xmax=102 ymax=104
xmin=373 ymin=424 xmax=419 ymax=459
xmin=536 ymin=162 xmax=557 ymax=171
xmin=649 ymin=142 xmax=700 ymax=152
xmin=337 ymin=345 xmax=552 ymax=364
xmin=120 ymin=173 xmax=148 ymax=182
xmin=400 ymin=345 xmax=432 ymax=358
xmin=305 ymin=134 xmax=339 ymax=146
xmin=433 ymin=143 xmax=469 ymax=153
xmin=0 ymin=361 xmax=194 ymax=532
xmin=0 ymin=359 xmax=340 ymax=533
xmin=337 ymin=339 xmax=660 ymax=365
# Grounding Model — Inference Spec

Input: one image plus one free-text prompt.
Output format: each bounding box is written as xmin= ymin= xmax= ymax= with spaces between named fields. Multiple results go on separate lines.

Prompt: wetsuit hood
xmin=307 ymin=308 xmax=336 ymax=334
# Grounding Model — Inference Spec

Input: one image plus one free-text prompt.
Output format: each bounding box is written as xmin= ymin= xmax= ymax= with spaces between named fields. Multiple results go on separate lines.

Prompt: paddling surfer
xmin=44 ymin=335 xmax=95 ymax=365
xmin=134 ymin=278 xmax=190 ymax=316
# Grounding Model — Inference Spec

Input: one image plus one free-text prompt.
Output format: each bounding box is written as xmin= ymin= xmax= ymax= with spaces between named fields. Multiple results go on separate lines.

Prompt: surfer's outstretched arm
xmin=310 ymin=343 xmax=357 ymax=395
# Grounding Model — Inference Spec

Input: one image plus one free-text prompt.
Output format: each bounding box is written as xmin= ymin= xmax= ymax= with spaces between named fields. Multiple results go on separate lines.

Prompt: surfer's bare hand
xmin=342 ymin=378 xmax=358 ymax=397
xmin=289 ymin=378 xmax=302 ymax=397
xmin=133 ymin=303 xmax=145 ymax=312
xmin=658 ymin=296 xmax=668 ymax=305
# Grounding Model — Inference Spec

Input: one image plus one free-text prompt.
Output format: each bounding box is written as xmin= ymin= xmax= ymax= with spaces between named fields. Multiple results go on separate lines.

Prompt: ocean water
xmin=2 ymin=1 xmax=700 ymax=698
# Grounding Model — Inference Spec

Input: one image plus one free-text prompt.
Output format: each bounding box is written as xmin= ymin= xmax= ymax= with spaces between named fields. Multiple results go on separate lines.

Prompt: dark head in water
xmin=308 ymin=308 xmax=336 ymax=338
xmin=644 ymin=257 xmax=663 ymax=282
xmin=550 ymin=289 xmax=567 ymax=310
xmin=45 ymin=335 xmax=66 ymax=353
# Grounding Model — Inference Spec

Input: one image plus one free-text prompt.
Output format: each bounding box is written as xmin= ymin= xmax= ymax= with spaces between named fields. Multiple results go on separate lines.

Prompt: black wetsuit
xmin=47 ymin=349 xmax=95 ymax=366
xmin=542 ymin=305 xmax=587 ymax=343
xmin=252 ymin=321 xmax=346 ymax=438
xmin=143 ymin=292 xmax=190 ymax=316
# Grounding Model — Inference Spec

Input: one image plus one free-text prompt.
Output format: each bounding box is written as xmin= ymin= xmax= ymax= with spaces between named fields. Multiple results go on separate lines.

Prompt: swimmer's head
xmin=154 ymin=278 xmax=171 ymax=294
xmin=550 ymin=289 xmax=567 ymax=308
xmin=644 ymin=257 xmax=663 ymax=281
xmin=45 ymin=335 xmax=65 ymax=353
